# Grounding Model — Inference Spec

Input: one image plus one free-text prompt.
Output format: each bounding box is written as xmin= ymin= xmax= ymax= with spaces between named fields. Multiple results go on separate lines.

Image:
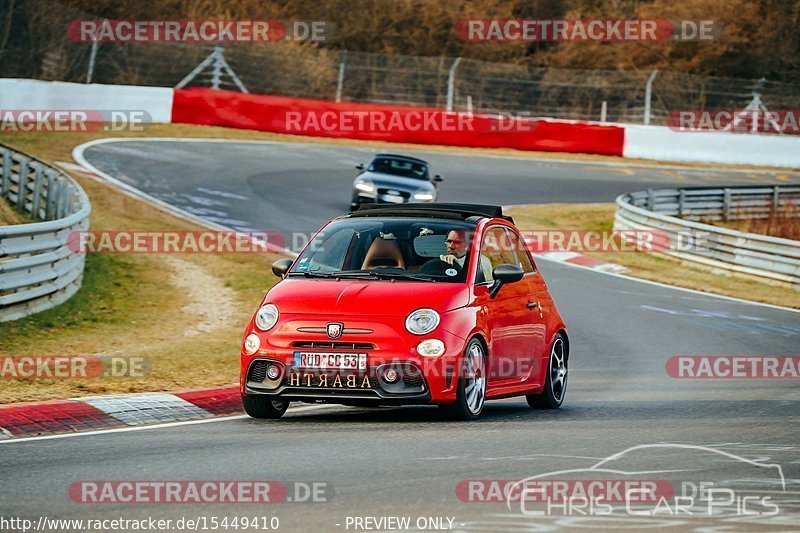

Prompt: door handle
xmin=527 ymin=301 xmax=538 ymax=309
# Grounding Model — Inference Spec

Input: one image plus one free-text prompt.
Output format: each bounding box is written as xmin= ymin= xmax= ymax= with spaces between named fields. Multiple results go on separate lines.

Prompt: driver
xmin=440 ymin=229 xmax=493 ymax=282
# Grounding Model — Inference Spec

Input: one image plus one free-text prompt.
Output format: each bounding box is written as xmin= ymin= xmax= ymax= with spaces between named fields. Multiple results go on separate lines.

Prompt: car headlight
xmin=255 ymin=304 xmax=279 ymax=331
xmin=355 ymin=180 xmax=374 ymax=192
xmin=405 ymin=308 xmax=440 ymax=335
xmin=417 ymin=339 xmax=445 ymax=357
xmin=413 ymin=191 xmax=435 ymax=201
xmin=243 ymin=333 xmax=260 ymax=355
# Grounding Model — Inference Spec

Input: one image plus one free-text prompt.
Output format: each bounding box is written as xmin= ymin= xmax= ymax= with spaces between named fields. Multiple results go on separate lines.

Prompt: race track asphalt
xmin=1 ymin=139 xmax=798 ymax=531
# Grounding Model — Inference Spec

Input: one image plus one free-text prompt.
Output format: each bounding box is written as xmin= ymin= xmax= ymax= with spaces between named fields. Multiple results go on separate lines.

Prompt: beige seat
xmin=361 ymin=237 xmax=405 ymax=269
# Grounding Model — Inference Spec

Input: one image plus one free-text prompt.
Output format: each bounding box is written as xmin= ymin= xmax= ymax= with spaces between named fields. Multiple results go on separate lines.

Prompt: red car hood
xmin=265 ymin=278 xmax=470 ymax=316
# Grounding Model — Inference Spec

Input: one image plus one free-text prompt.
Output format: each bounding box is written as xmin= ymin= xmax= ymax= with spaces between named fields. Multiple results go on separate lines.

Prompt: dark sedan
xmin=351 ymin=154 xmax=443 ymax=209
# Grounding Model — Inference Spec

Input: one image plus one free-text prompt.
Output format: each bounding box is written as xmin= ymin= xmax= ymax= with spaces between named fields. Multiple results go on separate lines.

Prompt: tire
xmin=242 ymin=394 xmax=289 ymax=419
xmin=527 ymin=333 xmax=568 ymax=409
xmin=440 ymin=338 xmax=487 ymax=420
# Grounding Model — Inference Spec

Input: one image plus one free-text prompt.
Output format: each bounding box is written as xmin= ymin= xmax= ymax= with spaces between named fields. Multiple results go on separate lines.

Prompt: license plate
xmin=293 ymin=352 xmax=367 ymax=371
xmin=288 ymin=372 xmax=372 ymax=389
xmin=380 ymin=194 xmax=405 ymax=203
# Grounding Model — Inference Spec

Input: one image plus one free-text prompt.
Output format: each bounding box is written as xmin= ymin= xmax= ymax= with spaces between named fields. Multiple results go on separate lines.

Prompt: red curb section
xmin=0 ymin=400 xmax=125 ymax=438
xmin=174 ymin=385 xmax=242 ymax=416
xmin=0 ymin=385 xmax=243 ymax=440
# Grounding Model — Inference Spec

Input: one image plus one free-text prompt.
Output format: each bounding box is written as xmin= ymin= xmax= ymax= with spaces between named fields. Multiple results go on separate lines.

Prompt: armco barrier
xmin=0 ymin=144 xmax=91 ymax=322
xmin=171 ymin=88 xmax=626 ymax=156
xmin=614 ymin=185 xmax=800 ymax=285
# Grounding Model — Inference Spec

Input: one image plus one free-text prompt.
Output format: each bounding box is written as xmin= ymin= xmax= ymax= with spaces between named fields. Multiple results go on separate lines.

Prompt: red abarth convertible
xmin=240 ymin=204 xmax=569 ymax=420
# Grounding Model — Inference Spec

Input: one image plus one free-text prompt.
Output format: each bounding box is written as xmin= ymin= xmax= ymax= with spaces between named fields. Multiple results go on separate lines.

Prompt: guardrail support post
xmin=723 ymin=188 xmax=731 ymax=221
xmin=47 ymin=178 xmax=61 ymax=220
xmin=1 ymin=150 xmax=11 ymax=195
xmin=31 ymin=164 xmax=44 ymax=217
xmin=678 ymin=189 xmax=685 ymax=217
xmin=647 ymin=188 xmax=655 ymax=211
xmin=16 ymin=158 xmax=29 ymax=209
xmin=772 ymin=186 xmax=780 ymax=214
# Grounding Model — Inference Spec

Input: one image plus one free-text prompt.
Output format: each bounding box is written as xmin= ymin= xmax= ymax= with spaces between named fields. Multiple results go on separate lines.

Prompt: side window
xmin=477 ymin=226 xmax=516 ymax=284
xmin=505 ymin=229 xmax=535 ymax=274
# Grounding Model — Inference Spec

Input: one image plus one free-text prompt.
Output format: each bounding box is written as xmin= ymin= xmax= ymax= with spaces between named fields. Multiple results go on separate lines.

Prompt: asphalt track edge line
xmin=534 ymin=254 xmax=800 ymax=314
xmin=72 ymin=136 xmax=800 ymax=175
xmin=0 ymin=405 xmax=338 ymax=445
xmin=71 ymin=139 xmax=299 ymax=257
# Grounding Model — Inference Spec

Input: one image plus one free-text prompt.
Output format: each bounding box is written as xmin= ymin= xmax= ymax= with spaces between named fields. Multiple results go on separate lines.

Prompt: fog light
xmin=266 ymin=364 xmax=280 ymax=380
xmin=383 ymin=368 xmax=400 ymax=383
xmin=243 ymin=333 xmax=260 ymax=355
xmin=417 ymin=339 xmax=445 ymax=357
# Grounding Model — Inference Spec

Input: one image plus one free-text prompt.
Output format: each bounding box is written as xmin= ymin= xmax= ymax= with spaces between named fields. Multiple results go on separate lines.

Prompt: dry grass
xmin=0 ymin=198 xmax=29 ymax=225
xmin=507 ymin=203 xmax=800 ymax=309
xmin=712 ymin=208 xmax=800 ymax=241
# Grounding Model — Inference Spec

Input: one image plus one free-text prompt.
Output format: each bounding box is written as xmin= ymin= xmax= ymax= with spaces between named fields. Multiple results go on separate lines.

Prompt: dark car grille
xmin=445 ymin=366 xmax=454 ymax=388
xmin=292 ymin=341 xmax=374 ymax=350
xmin=377 ymin=188 xmax=411 ymax=199
xmin=248 ymin=361 xmax=269 ymax=383
xmin=402 ymin=375 xmax=425 ymax=388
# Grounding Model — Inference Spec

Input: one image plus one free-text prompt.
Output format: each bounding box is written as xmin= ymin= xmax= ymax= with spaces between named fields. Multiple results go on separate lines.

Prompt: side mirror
xmin=489 ymin=263 xmax=524 ymax=298
xmin=355 ymin=163 xmax=365 ymax=171
xmin=434 ymin=174 xmax=443 ymax=182
xmin=272 ymin=258 xmax=294 ymax=277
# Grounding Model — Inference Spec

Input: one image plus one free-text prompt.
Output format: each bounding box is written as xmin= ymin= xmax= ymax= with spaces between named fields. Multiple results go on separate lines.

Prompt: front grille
xmin=377 ymin=188 xmax=411 ymax=199
xmin=402 ymin=375 xmax=424 ymax=388
xmin=292 ymin=341 xmax=374 ymax=350
xmin=248 ymin=361 xmax=269 ymax=383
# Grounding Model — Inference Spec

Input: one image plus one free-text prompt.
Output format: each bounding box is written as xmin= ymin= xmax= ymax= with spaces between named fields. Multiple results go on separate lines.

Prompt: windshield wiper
xmin=332 ymin=270 xmax=436 ymax=282
xmin=287 ymin=271 xmax=336 ymax=278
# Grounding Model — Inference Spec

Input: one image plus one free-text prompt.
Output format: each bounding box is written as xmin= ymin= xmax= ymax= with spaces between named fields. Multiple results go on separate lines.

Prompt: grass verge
xmin=507 ymin=203 xmax=800 ymax=309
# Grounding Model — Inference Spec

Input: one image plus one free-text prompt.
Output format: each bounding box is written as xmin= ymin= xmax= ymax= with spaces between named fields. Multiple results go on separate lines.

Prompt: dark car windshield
xmin=368 ymin=157 xmax=429 ymax=180
xmin=289 ymin=218 xmax=475 ymax=282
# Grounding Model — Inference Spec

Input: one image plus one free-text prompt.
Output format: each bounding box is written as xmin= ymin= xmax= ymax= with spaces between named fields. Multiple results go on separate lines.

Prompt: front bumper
xmin=240 ymin=315 xmax=464 ymax=405
xmin=244 ymin=357 xmax=432 ymax=405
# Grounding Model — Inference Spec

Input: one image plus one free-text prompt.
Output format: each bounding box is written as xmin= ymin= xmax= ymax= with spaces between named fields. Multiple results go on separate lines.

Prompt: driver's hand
xmin=439 ymin=254 xmax=457 ymax=265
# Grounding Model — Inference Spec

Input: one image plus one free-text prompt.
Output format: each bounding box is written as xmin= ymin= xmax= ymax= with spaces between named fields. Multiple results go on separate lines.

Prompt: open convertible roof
xmin=350 ymin=203 xmax=514 ymax=223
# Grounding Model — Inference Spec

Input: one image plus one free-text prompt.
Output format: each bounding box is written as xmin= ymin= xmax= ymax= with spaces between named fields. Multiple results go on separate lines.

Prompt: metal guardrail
xmin=0 ymin=144 xmax=91 ymax=322
xmin=614 ymin=185 xmax=800 ymax=286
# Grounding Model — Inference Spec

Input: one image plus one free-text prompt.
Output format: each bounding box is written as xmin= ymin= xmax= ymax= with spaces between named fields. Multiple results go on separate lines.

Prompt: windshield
xmin=368 ymin=157 xmax=430 ymax=180
xmin=289 ymin=218 xmax=475 ymax=282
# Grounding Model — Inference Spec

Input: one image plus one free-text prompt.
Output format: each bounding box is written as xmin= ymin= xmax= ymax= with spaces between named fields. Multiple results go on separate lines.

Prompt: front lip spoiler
xmin=244 ymin=383 xmax=430 ymax=403
xmin=245 ymin=386 xmax=431 ymax=406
